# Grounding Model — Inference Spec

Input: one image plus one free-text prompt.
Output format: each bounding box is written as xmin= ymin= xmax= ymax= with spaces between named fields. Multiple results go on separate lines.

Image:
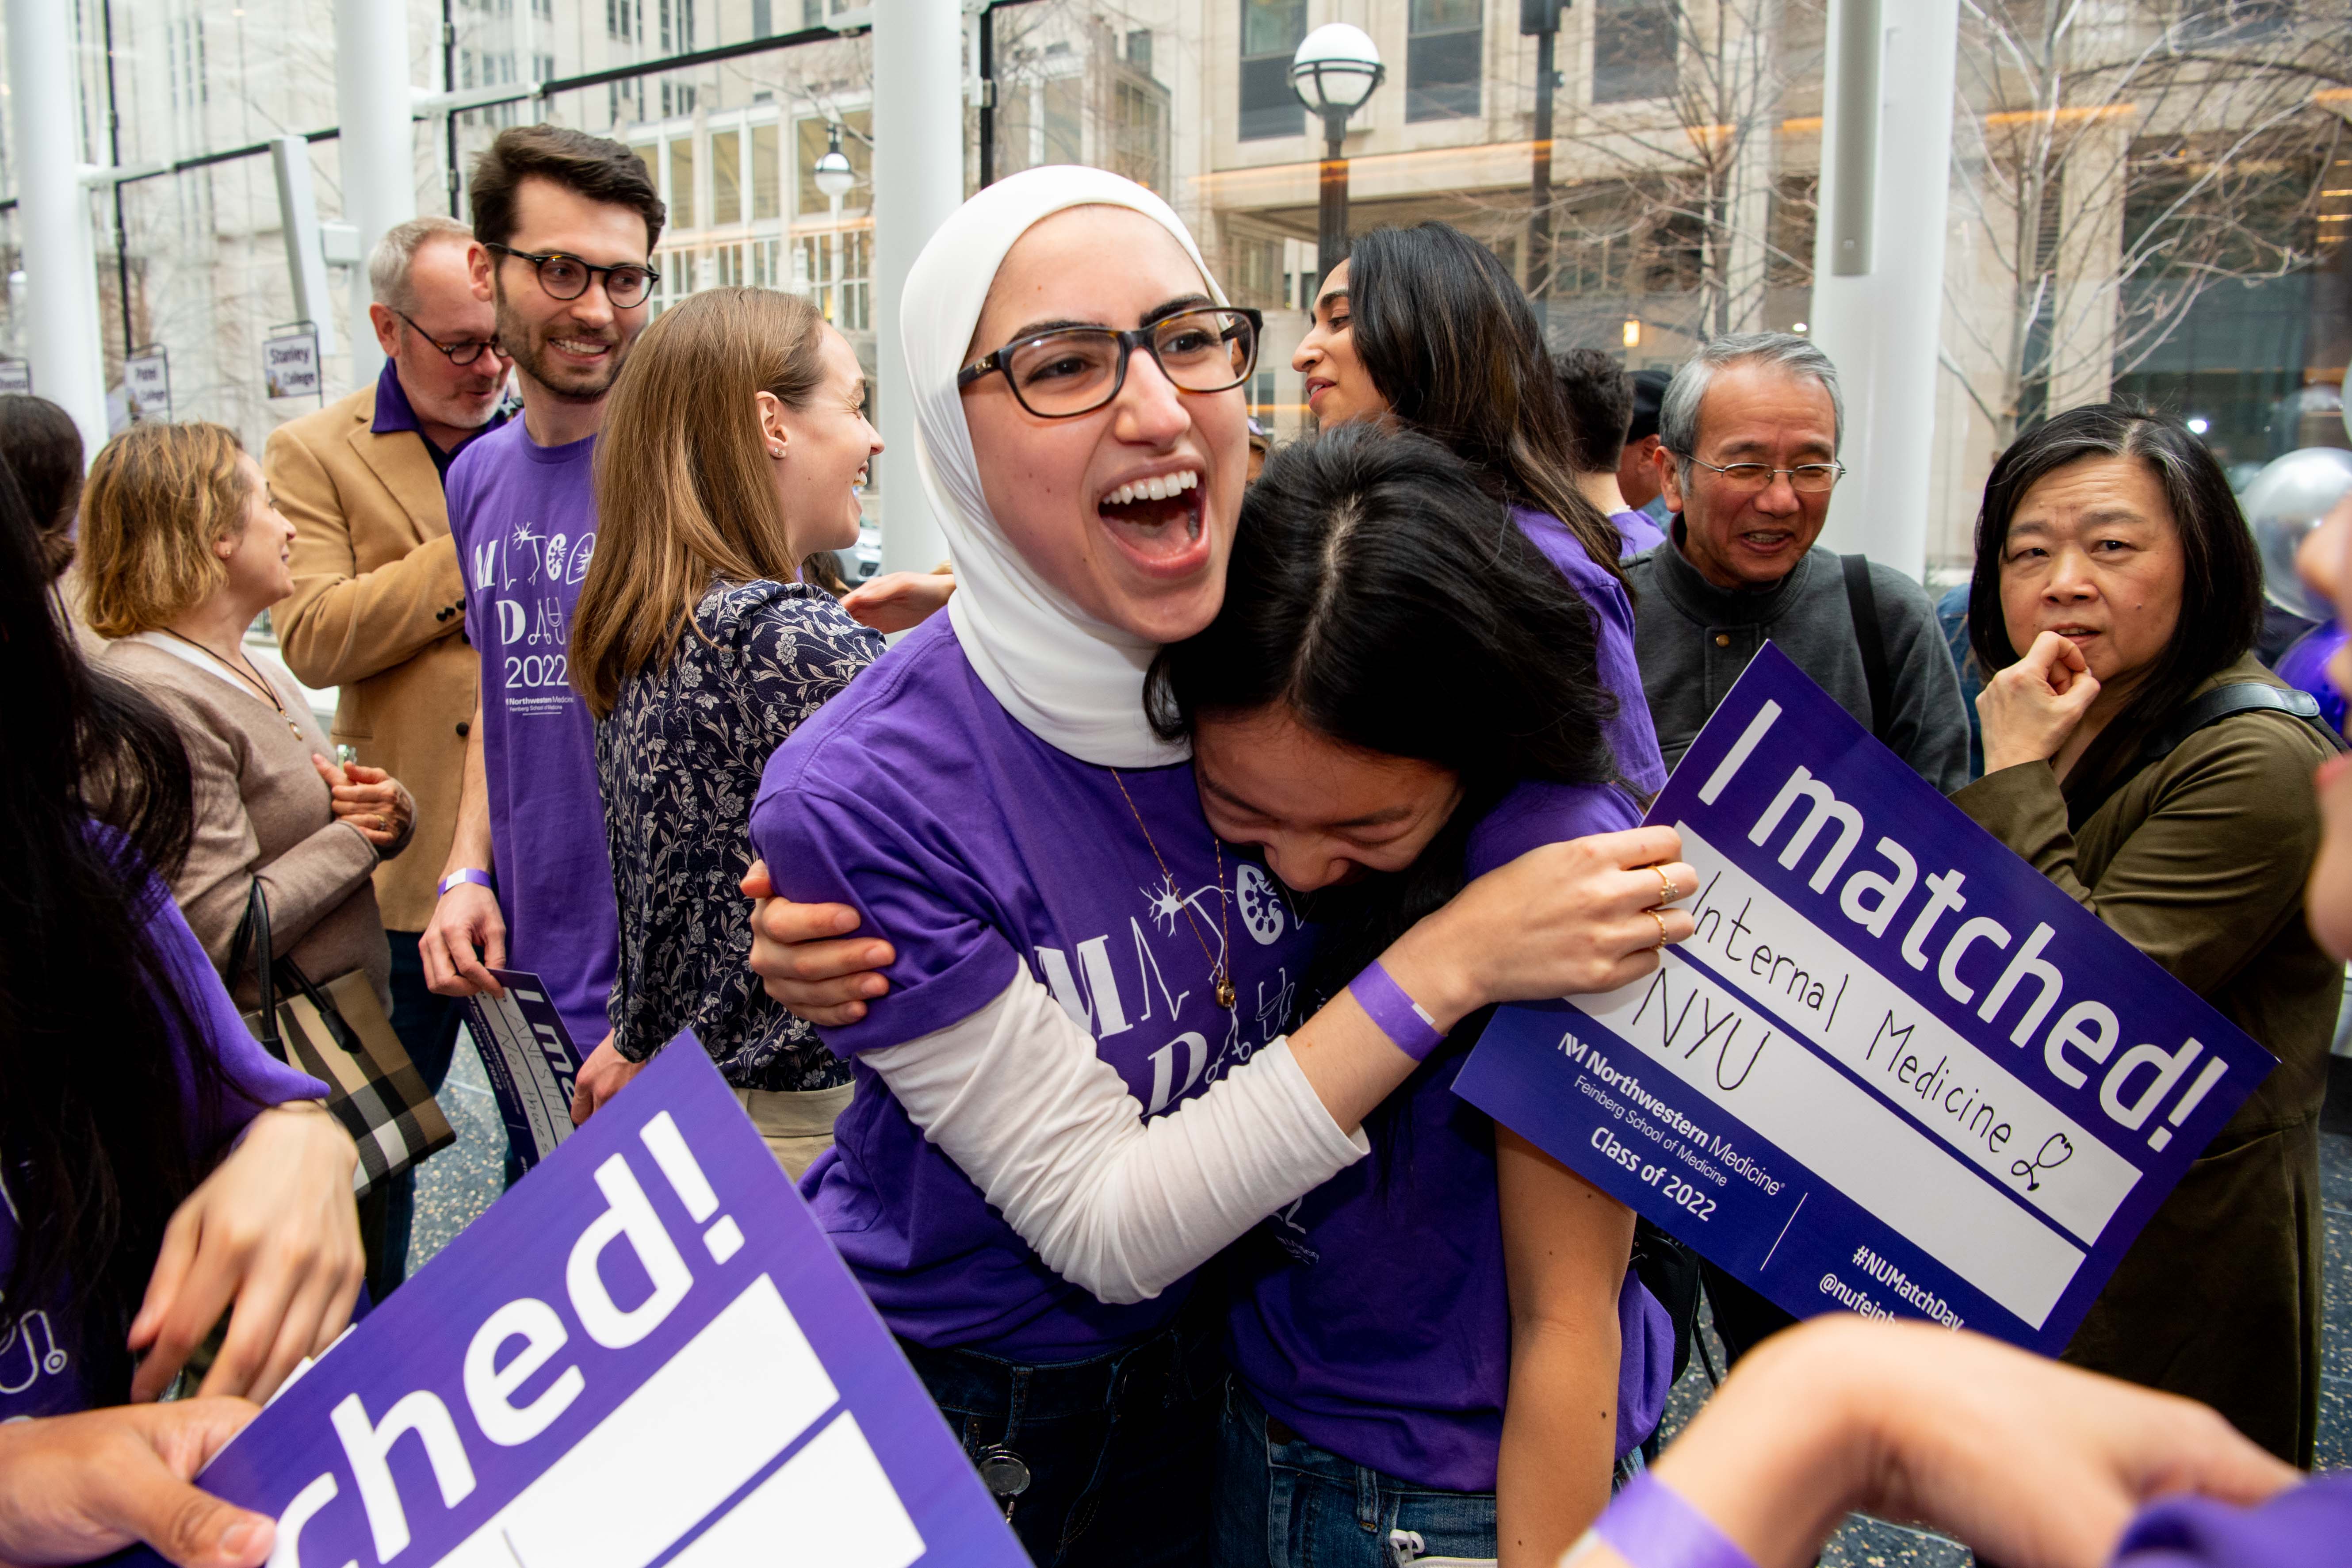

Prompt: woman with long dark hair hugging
xmin=1148 ymin=424 xmax=1675 ymax=1566
xmin=0 ymin=447 xmax=362 ymax=1565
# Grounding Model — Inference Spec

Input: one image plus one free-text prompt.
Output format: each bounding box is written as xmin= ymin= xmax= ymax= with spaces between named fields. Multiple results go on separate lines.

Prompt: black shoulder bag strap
xmin=229 ymin=880 xmax=284 ymax=1063
xmin=2071 ymin=683 xmax=2344 ymax=825
xmin=1841 ymin=554 xmax=1893 ymax=743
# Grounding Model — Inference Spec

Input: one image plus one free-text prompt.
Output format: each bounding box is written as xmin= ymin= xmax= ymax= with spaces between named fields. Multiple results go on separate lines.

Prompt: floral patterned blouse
xmin=599 ymin=578 xmax=885 ymax=1091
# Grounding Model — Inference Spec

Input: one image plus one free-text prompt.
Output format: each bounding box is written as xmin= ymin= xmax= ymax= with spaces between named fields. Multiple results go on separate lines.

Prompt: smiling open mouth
xmin=1097 ymin=469 xmax=1204 ymax=565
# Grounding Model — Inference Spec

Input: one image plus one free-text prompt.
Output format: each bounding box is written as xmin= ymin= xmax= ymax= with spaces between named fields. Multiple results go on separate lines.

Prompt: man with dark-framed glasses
xmin=267 ymin=212 xmax=519 ymax=1298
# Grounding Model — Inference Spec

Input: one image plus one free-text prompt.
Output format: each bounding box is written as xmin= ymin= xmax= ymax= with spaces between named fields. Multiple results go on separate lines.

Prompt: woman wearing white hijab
xmin=745 ymin=167 xmax=1691 ymax=1564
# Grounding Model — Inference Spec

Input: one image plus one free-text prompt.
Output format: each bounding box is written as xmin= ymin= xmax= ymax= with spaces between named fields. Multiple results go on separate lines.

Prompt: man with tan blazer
xmin=267 ymin=215 xmax=514 ymax=1292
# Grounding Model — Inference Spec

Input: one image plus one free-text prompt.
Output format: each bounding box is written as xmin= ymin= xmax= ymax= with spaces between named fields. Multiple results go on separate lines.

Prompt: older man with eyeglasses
xmin=264 ymin=214 xmax=518 ymax=1299
xmin=1622 ymin=332 xmax=1970 ymax=1374
xmin=1625 ymin=333 xmax=1970 ymax=794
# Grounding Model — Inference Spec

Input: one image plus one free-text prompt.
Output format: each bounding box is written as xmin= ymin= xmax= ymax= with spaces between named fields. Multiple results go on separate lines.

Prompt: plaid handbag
xmin=232 ymin=881 xmax=455 ymax=1199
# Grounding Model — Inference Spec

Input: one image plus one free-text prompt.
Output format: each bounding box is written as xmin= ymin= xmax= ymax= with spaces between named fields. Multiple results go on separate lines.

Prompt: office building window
xmin=1594 ymin=0 xmax=1678 ymax=104
xmin=753 ymin=0 xmax=772 ymax=37
xmin=607 ymin=0 xmax=635 ymax=38
xmin=711 ymin=128 xmax=742 ymax=225
xmin=1240 ymin=0 xmax=1306 ymax=141
xmin=669 ymin=136 xmax=696 ymax=229
xmin=1406 ymin=0 xmax=1481 ymax=121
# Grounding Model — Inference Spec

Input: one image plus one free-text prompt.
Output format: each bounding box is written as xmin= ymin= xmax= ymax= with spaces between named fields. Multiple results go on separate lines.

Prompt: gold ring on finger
xmin=1649 ymin=908 xmax=1670 ymax=952
xmin=1653 ymin=866 xmax=1679 ymax=906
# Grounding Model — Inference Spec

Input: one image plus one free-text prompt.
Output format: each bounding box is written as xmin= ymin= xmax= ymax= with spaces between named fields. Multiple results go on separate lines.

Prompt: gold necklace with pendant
xmin=1111 ymin=770 xmax=1237 ymax=1010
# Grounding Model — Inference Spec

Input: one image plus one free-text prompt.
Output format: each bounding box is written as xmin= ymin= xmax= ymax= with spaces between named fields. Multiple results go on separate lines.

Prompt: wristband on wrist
xmin=1346 ymin=960 xmax=1446 ymax=1062
xmin=437 ymin=867 xmax=495 ymax=898
xmin=1586 ymin=1473 xmax=1758 ymax=1568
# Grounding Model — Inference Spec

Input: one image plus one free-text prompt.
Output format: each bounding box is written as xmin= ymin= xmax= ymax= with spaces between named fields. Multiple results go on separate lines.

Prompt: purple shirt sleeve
xmin=134 ymin=870 xmax=329 ymax=1155
xmin=749 ymin=779 xmax=1024 ymax=1054
xmin=2111 ymin=1472 xmax=2352 ymax=1567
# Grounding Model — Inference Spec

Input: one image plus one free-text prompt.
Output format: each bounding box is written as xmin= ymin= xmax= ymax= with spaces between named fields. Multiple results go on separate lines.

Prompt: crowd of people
xmin=0 ymin=122 xmax=2347 ymax=1568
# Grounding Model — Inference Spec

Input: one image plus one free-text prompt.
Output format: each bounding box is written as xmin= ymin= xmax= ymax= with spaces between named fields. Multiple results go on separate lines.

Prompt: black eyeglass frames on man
xmin=391 ymin=308 xmax=508 ymax=367
xmin=484 ymin=243 xmax=661 ymax=310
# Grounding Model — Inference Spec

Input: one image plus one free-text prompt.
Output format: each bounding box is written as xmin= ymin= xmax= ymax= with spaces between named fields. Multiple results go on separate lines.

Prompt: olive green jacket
xmin=1952 ymin=654 xmax=2337 ymax=1464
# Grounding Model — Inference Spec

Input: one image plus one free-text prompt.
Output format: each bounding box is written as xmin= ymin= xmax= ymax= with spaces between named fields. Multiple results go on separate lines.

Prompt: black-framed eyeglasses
xmin=956 ymin=306 xmax=1263 ymax=419
xmin=392 ymin=308 xmax=509 ymax=367
xmin=1676 ymin=453 xmax=1847 ymax=494
xmin=484 ymin=243 xmax=660 ymax=309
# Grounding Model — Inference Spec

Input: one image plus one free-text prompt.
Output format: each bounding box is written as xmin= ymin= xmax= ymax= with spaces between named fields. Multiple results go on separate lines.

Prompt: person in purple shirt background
xmin=1284 ymin=222 xmax=1668 ymax=801
xmin=420 ymin=126 xmax=664 ymax=1082
xmin=1146 ymin=426 xmax=1671 ymax=1567
xmin=1557 ymin=346 xmax=1671 ymax=560
xmin=745 ymin=167 xmax=1696 ymax=1567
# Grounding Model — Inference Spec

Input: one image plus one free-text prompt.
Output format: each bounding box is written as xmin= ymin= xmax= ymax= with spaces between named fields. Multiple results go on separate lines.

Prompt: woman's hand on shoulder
xmin=841 ymin=570 xmax=956 ymax=634
xmin=126 ymin=1101 xmax=363 ymax=1404
xmin=1977 ymin=631 xmax=2101 ymax=775
xmin=0 ymin=1399 xmax=274 ymax=1568
xmin=740 ymin=860 xmax=895 ymax=1025
xmin=1386 ymin=826 xmax=1694 ymax=1028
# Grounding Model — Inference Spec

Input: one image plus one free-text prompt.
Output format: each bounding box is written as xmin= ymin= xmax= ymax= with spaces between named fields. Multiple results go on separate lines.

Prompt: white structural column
xmin=870 ymin=0 xmax=964 ymax=576
xmin=337 ymin=0 xmax=418 ymax=386
xmin=8 ymin=0 xmax=109 ymax=459
xmin=1806 ymin=0 xmax=1960 ymax=579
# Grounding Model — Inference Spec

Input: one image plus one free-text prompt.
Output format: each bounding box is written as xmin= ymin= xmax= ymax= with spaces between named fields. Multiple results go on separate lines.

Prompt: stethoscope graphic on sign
xmin=0 ymin=1308 xmax=67 ymax=1395
xmin=2012 ymin=1132 xmax=2074 ymax=1193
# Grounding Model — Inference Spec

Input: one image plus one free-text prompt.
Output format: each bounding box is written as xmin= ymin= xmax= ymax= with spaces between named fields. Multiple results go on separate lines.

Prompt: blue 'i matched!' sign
xmin=108 ymin=1045 xmax=1029 ymax=1568
xmin=1457 ymin=643 xmax=2275 ymax=1353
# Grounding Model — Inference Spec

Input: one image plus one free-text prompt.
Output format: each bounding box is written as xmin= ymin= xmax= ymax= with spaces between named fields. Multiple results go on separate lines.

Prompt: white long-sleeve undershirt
xmin=861 ymin=959 xmax=1369 ymax=1306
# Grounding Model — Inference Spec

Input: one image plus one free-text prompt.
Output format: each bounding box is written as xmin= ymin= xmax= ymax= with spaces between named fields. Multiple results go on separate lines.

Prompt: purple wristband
xmin=1347 ymin=960 xmax=1446 ymax=1061
xmin=437 ymin=867 xmax=495 ymax=897
xmin=1592 ymin=1474 xmax=1757 ymax=1568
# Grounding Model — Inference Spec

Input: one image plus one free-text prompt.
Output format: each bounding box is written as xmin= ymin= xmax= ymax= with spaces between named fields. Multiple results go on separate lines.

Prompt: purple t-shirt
xmin=1610 ymin=507 xmax=1668 ymax=559
xmin=447 ymin=419 xmax=618 ymax=1051
xmin=1513 ymin=507 xmax=1669 ymax=800
xmin=748 ymin=617 xmax=1317 ymax=1359
xmin=0 ymin=855 xmax=325 ymax=1420
xmin=1224 ymin=779 xmax=1674 ymax=1492
xmin=2114 ymin=1473 xmax=2352 ymax=1566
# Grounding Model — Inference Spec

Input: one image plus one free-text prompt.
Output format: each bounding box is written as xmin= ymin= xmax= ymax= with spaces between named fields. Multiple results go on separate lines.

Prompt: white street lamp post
xmin=1290 ymin=23 xmax=1384 ymax=287
xmin=813 ymin=122 xmax=856 ymax=322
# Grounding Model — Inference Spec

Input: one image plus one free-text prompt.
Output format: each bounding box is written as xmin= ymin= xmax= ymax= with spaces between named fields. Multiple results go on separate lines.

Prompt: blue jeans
xmin=898 ymin=1299 xmax=1224 ymax=1568
xmin=1213 ymin=1380 xmax=1496 ymax=1568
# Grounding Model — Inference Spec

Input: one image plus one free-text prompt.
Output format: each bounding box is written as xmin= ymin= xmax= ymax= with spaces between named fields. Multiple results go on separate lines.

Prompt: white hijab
xmin=902 ymin=165 xmax=1231 ymax=768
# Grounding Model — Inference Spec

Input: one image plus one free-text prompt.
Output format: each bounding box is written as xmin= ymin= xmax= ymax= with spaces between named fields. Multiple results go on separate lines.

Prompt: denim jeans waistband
xmin=898 ymin=1295 xmax=1223 ymax=1427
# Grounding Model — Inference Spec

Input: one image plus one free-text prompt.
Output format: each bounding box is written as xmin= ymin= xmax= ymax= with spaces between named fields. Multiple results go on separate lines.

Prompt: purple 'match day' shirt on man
xmin=0 ymin=853 xmax=324 ymax=1420
xmin=447 ymin=420 xmax=619 ymax=1050
xmin=749 ymin=616 xmax=1317 ymax=1360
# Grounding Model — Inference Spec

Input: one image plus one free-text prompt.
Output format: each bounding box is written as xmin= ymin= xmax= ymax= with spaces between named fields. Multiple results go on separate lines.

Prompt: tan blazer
xmin=267 ymin=382 xmax=477 ymax=933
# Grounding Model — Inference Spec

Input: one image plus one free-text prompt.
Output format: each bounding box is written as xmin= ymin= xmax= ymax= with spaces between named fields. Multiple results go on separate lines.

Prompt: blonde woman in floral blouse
xmin=569 ymin=287 xmax=895 ymax=1174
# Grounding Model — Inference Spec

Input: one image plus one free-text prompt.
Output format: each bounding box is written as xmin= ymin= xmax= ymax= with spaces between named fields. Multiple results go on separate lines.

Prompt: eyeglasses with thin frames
xmin=956 ymin=306 xmax=1263 ymax=420
xmin=1677 ymin=454 xmax=1847 ymax=494
xmin=392 ymin=308 xmax=509 ymax=368
xmin=484 ymin=243 xmax=661 ymax=310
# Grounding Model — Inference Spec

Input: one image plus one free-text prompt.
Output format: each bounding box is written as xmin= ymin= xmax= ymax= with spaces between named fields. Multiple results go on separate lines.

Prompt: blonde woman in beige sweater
xmin=84 ymin=424 xmax=415 ymax=1011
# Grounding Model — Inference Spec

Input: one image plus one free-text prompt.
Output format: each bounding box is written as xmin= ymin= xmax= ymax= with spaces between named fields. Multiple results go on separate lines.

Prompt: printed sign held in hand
xmin=1456 ymin=644 xmax=2274 ymax=1353
xmin=108 ymin=1044 xmax=1028 ymax=1568
xmin=462 ymin=971 xmax=585 ymax=1174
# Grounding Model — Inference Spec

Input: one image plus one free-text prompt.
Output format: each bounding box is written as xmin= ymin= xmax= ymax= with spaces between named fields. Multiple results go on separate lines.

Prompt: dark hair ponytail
xmin=1147 ymin=422 xmax=1620 ymax=1019
xmin=0 ymin=444 xmax=234 ymax=1400
xmin=1346 ymin=222 xmax=1626 ymax=588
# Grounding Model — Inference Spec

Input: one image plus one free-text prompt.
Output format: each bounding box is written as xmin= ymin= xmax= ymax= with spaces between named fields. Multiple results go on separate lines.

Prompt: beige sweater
xmin=103 ymin=636 xmax=406 ymax=1012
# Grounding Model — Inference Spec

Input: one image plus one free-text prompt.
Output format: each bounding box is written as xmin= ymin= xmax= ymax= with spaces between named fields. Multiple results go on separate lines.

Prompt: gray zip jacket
xmin=1624 ymin=531 xmax=1972 ymax=794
